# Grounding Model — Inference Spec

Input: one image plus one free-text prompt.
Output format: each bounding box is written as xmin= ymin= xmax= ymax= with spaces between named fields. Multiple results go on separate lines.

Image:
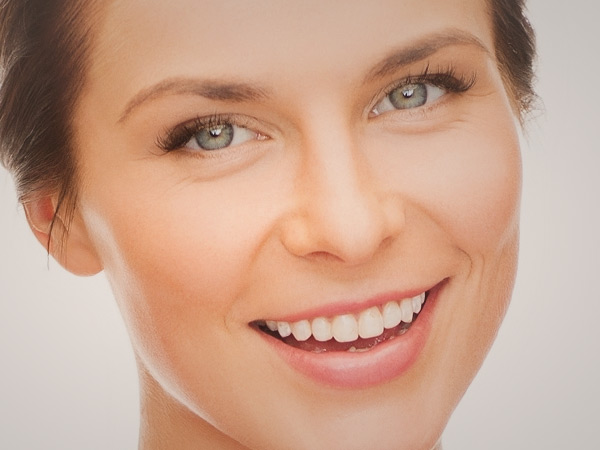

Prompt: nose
xmin=279 ymin=126 xmax=405 ymax=266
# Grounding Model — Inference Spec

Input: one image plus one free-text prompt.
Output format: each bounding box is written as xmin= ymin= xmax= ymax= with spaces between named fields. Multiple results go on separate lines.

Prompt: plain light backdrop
xmin=1 ymin=0 xmax=598 ymax=448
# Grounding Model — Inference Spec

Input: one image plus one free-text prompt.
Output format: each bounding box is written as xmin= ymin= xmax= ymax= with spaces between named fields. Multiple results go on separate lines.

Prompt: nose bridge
xmin=281 ymin=112 xmax=404 ymax=264
xmin=305 ymin=129 xmax=375 ymax=231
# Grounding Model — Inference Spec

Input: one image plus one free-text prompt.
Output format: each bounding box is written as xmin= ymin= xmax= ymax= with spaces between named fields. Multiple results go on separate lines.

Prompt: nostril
xmin=304 ymin=251 xmax=344 ymax=263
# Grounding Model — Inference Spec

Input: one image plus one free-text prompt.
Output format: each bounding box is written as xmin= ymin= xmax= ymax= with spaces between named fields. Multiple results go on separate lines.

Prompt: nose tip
xmin=280 ymin=189 xmax=405 ymax=266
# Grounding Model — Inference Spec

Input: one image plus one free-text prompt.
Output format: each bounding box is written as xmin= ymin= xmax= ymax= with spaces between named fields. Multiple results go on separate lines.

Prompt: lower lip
xmin=256 ymin=281 xmax=445 ymax=389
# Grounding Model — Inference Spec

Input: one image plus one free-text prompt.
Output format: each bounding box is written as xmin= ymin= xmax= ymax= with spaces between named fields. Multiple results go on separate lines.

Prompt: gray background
xmin=1 ymin=0 xmax=598 ymax=448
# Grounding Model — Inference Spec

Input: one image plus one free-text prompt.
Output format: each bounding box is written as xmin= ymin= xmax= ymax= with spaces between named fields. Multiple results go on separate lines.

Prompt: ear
xmin=24 ymin=195 xmax=103 ymax=276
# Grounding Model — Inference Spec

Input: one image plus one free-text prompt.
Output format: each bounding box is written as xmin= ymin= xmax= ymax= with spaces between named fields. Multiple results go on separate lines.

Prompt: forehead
xmin=85 ymin=0 xmax=493 ymax=116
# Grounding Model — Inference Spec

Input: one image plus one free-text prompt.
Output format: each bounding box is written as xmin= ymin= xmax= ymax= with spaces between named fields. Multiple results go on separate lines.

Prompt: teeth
xmin=291 ymin=320 xmax=312 ymax=341
xmin=348 ymin=345 xmax=370 ymax=353
xmin=412 ymin=295 xmax=422 ymax=314
xmin=269 ymin=292 xmax=427 ymax=343
xmin=358 ymin=307 xmax=384 ymax=339
xmin=382 ymin=300 xmax=402 ymax=329
xmin=400 ymin=298 xmax=414 ymax=323
xmin=332 ymin=314 xmax=359 ymax=342
xmin=277 ymin=321 xmax=292 ymax=338
xmin=311 ymin=317 xmax=333 ymax=342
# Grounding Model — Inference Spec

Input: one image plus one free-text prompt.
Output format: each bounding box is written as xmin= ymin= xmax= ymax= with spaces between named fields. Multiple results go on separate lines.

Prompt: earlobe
xmin=23 ymin=195 xmax=103 ymax=276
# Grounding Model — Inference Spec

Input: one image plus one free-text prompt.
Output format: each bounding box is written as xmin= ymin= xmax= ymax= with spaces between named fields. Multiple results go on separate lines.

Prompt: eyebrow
xmin=119 ymin=29 xmax=488 ymax=123
xmin=364 ymin=29 xmax=489 ymax=82
xmin=119 ymin=79 xmax=270 ymax=123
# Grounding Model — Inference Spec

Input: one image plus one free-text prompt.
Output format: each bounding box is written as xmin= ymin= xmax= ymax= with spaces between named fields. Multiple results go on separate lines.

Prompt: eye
xmin=157 ymin=115 xmax=267 ymax=153
xmin=185 ymin=122 xmax=258 ymax=151
xmin=371 ymin=82 xmax=446 ymax=116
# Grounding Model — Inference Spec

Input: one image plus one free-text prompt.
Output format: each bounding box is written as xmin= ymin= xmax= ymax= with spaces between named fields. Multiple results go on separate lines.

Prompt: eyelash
xmin=373 ymin=64 xmax=477 ymax=111
xmin=156 ymin=65 xmax=477 ymax=152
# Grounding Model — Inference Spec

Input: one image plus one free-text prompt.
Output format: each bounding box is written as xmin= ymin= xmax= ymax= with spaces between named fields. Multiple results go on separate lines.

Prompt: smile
xmin=253 ymin=291 xmax=428 ymax=353
xmin=252 ymin=282 xmax=444 ymax=389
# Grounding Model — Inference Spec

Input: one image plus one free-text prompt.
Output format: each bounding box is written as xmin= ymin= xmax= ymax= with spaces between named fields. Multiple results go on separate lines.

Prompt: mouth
xmin=252 ymin=291 xmax=428 ymax=354
xmin=252 ymin=281 xmax=445 ymax=388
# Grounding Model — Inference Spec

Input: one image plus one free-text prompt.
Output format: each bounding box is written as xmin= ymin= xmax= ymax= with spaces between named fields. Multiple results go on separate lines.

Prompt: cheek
xmin=375 ymin=113 xmax=521 ymax=257
xmin=78 ymin=157 xmax=291 ymax=359
xmin=461 ymin=125 xmax=519 ymax=246
xmin=431 ymin=127 xmax=521 ymax=254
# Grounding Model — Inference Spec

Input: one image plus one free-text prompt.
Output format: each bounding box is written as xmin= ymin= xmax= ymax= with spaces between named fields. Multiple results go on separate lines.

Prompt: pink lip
xmin=255 ymin=280 xmax=446 ymax=389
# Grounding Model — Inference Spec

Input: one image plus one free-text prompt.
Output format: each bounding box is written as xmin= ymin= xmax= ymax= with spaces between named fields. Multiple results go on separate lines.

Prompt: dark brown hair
xmin=0 ymin=0 xmax=536 ymax=247
xmin=0 ymin=0 xmax=96 ymax=246
xmin=490 ymin=0 xmax=537 ymax=115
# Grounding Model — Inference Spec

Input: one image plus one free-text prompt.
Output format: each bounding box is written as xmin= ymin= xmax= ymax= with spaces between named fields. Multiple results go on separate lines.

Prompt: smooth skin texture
xmin=28 ymin=0 xmax=521 ymax=449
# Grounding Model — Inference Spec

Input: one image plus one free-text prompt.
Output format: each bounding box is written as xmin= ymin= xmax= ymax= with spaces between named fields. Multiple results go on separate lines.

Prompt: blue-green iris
xmin=194 ymin=124 xmax=234 ymax=150
xmin=388 ymin=83 xmax=428 ymax=110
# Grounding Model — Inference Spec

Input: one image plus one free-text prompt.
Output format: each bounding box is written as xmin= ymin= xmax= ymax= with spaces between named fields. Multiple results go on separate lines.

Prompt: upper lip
xmin=254 ymin=282 xmax=440 ymax=324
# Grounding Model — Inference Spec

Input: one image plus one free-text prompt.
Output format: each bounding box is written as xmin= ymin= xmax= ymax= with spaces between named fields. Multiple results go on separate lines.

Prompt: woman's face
xmin=72 ymin=0 xmax=520 ymax=448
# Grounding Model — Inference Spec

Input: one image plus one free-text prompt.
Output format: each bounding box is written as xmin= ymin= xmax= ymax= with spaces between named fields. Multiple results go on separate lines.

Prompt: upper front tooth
xmin=382 ymin=300 xmax=402 ymax=329
xmin=400 ymin=298 xmax=414 ymax=323
xmin=332 ymin=314 xmax=359 ymax=343
xmin=291 ymin=320 xmax=312 ymax=341
xmin=358 ymin=307 xmax=384 ymax=339
xmin=311 ymin=317 xmax=333 ymax=342
xmin=277 ymin=321 xmax=292 ymax=338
